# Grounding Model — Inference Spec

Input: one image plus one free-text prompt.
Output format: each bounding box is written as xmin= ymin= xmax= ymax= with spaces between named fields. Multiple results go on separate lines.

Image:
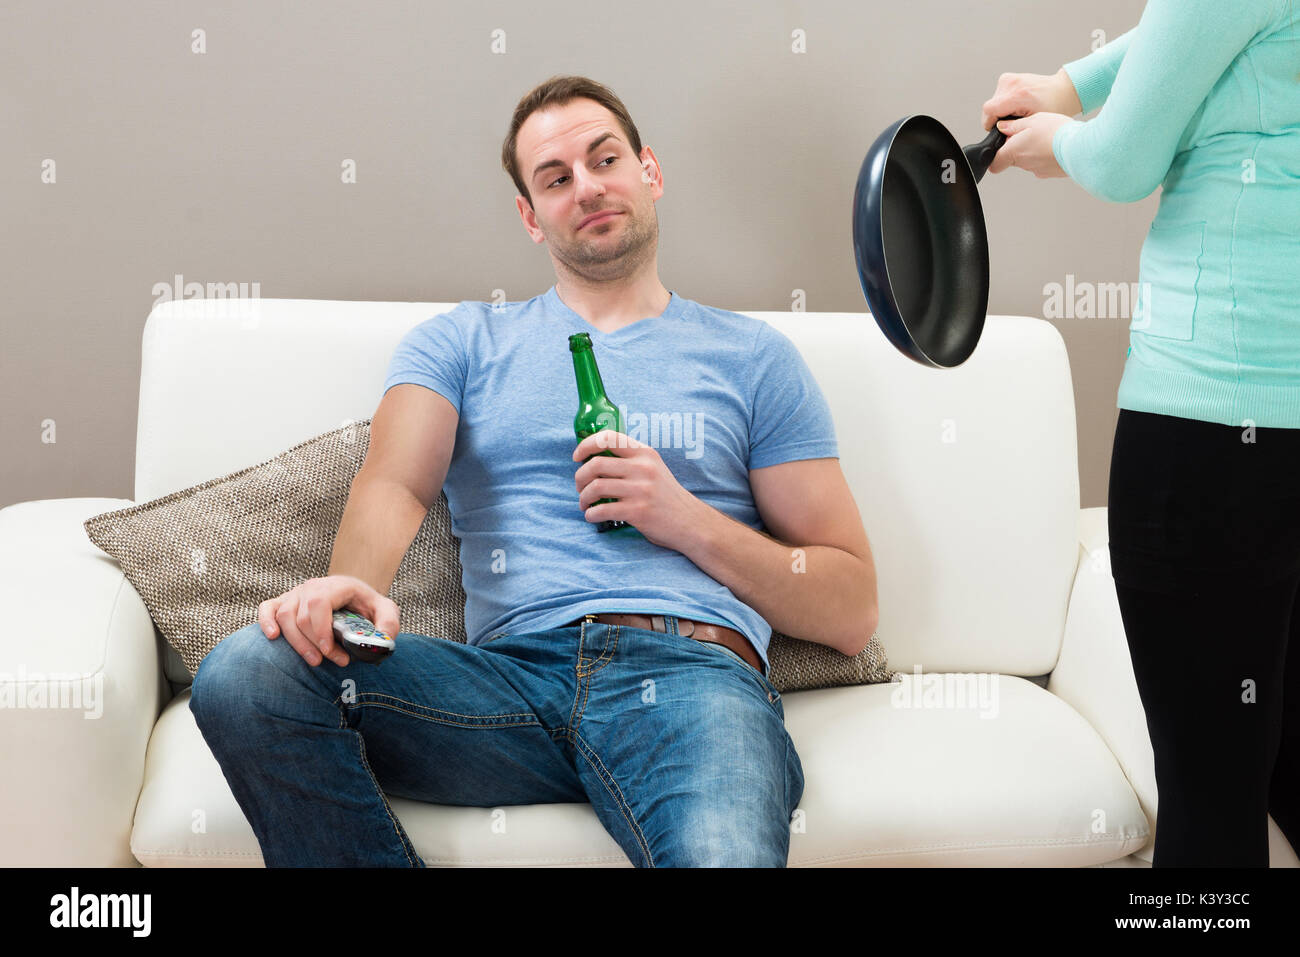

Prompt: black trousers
xmin=1108 ymin=409 xmax=1300 ymax=866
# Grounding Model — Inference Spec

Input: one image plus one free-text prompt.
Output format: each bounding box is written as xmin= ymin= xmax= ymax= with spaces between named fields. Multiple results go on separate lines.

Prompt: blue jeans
xmin=188 ymin=615 xmax=804 ymax=867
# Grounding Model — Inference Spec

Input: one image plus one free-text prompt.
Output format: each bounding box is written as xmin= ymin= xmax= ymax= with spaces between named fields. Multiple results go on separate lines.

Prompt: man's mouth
xmin=579 ymin=211 xmax=620 ymax=230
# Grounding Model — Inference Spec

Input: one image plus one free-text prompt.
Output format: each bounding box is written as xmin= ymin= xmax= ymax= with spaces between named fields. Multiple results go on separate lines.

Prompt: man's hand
xmin=258 ymin=574 xmax=400 ymax=668
xmin=988 ymin=113 xmax=1073 ymax=178
xmin=572 ymin=429 xmax=703 ymax=550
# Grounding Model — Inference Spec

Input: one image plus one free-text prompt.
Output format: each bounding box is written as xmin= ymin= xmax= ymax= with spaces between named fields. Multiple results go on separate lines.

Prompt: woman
xmin=982 ymin=0 xmax=1300 ymax=867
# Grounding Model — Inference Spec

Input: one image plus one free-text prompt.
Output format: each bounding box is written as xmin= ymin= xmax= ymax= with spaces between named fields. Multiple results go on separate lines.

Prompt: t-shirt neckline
xmin=545 ymin=285 xmax=688 ymax=338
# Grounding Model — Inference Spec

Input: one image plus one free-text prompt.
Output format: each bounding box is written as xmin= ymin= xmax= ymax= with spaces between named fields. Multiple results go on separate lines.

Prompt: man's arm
xmin=676 ymin=457 xmax=878 ymax=657
xmin=327 ymin=383 xmax=459 ymax=595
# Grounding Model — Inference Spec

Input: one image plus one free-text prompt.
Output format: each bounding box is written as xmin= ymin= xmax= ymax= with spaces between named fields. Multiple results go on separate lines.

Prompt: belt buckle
xmin=650 ymin=614 xmax=665 ymax=633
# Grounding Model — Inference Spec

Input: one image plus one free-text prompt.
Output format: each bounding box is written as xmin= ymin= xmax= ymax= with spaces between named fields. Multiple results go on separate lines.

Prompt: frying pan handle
xmin=962 ymin=114 xmax=1019 ymax=184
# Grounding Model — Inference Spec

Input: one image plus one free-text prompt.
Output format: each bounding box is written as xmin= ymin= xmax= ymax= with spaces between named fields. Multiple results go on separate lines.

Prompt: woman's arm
xmin=1061 ymin=28 xmax=1136 ymax=116
xmin=1052 ymin=0 xmax=1279 ymax=203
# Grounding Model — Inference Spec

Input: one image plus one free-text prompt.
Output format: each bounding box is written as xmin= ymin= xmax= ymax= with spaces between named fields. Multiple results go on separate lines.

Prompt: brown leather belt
xmin=566 ymin=612 xmax=762 ymax=676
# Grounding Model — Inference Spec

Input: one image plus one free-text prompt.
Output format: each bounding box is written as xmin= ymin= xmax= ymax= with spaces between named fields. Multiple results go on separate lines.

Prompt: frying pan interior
xmin=882 ymin=116 xmax=989 ymax=368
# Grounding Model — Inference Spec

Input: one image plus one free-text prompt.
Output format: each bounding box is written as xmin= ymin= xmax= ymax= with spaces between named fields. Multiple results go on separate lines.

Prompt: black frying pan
xmin=852 ymin=115 xmax=1011 ymax=368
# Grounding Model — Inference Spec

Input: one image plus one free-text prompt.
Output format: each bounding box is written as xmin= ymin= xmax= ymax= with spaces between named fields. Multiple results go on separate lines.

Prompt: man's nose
xmin=571 ymin=165 xmax=605 ymax=203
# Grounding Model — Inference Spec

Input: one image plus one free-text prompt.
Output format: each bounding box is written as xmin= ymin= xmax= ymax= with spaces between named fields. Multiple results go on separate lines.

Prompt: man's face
xmin=515 ymin=98 xmax=663 ymax=278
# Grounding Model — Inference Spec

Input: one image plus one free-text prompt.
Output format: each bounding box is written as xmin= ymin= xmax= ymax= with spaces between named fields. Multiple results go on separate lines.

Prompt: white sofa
xmin=4 ymin=295 xmax=1295 ymax=867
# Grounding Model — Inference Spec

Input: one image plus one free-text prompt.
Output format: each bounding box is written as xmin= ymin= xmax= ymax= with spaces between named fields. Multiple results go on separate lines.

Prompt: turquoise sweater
xmin=1053 ymin=0 xmax=1300 ymax=428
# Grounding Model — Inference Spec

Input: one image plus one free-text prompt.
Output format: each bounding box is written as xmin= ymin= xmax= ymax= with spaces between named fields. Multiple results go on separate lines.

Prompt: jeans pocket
xmin=1131 ymin=221 xmax=1204 ymax=341
xmin=696 ymin=640 xmax=780 ymax=707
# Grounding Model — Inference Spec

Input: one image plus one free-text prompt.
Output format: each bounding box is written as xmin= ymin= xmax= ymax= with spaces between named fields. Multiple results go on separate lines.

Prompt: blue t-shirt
xmin=1054 ymin=0 xmax=1300 ymax=427
xmin=381 ymin=284 xmax=839 ymax=677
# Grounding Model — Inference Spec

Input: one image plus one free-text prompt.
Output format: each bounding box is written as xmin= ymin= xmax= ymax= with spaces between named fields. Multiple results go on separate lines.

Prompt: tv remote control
xmin=331 ymin=610 xmax=396 ymax=664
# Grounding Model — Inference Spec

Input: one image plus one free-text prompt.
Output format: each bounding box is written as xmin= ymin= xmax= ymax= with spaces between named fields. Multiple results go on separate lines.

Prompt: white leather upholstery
xmin=3 ymin=294 xmax=1271 ymax=866
xmin=0 ymin=497 xmax=166 ymax=866
xmin=133 ymin=677 xmax=1148 ymax=866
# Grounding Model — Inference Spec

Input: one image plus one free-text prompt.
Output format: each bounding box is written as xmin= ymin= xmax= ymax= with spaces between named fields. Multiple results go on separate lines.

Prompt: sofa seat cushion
xmin=131 ymin=676 xmax=1148 ymax=866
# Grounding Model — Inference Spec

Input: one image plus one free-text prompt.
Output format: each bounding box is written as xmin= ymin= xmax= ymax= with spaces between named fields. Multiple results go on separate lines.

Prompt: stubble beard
xmin=548 ymin=202 xmax=658 ymax=282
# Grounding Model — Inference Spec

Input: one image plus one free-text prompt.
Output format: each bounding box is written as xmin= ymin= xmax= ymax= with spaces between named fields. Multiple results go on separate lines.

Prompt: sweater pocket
xmin=1131 ymin=221 xmax=1205 ymax=341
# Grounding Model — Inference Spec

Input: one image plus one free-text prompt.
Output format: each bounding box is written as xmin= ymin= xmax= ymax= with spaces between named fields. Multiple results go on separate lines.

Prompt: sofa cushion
xmin=83 ymin=419 xmax=893 ymax=692
xmin=84 ymin=419 xmax=468 ymax=679
xmin=130 ymin=678 xmax=1150 ymax=866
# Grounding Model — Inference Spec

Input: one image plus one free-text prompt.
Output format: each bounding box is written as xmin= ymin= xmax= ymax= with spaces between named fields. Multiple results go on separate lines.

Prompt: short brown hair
xmin=502 ymin=75 xmax=644 ymax=208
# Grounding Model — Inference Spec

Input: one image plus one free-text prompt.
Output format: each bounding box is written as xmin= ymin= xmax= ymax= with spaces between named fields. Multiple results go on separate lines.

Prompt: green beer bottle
xmin=570 ymin=332 xmax=642 ymax=537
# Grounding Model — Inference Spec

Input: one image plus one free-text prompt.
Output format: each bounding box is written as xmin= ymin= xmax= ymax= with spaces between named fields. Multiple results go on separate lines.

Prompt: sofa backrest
xmin=137 ymin=297 xmax=1080 ymax=676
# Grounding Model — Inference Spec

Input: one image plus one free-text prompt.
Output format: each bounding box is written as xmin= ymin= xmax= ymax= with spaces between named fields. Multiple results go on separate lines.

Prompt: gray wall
xmin=1 ymin=0 xmax=1153 ymax=510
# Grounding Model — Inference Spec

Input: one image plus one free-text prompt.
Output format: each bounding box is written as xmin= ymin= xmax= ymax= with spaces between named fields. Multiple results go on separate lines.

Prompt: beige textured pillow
xmin=83 ymin=419 xmax=896 ymax=691
xmin=768 ymin=630 xmax=894 ymax=691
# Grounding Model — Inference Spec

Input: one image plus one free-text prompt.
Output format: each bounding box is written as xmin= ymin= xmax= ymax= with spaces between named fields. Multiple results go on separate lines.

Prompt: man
xmin=190 ymin=75 xmax=878 ymax=867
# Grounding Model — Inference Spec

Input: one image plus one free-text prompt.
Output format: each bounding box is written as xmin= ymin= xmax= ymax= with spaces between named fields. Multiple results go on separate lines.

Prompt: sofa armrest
xmin=0 ymin=498 xmax=166 ymax=865
xmin=1048 ymin=506 xmax=1156 ymax=858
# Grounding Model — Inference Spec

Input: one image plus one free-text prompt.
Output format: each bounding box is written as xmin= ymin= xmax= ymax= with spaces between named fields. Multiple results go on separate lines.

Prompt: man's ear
xmin=516 ymin=194 xmax=545 ymax=243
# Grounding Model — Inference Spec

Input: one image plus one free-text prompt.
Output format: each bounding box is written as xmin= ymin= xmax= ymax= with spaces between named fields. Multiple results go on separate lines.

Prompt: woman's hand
xmin=981 ymin=69 xmax=1083 ymax=130
xmin=987 ymin=113 xmax=1074 ymax=178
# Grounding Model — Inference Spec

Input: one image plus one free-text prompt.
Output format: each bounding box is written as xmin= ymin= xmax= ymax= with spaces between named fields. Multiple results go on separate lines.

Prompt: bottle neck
xmin=571 ymin=346 xmax=607 ymax=400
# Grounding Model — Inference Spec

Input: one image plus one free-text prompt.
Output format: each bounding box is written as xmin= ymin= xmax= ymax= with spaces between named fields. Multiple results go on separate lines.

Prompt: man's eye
xmin=548 ymin=156 xmax=617 ymax=188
